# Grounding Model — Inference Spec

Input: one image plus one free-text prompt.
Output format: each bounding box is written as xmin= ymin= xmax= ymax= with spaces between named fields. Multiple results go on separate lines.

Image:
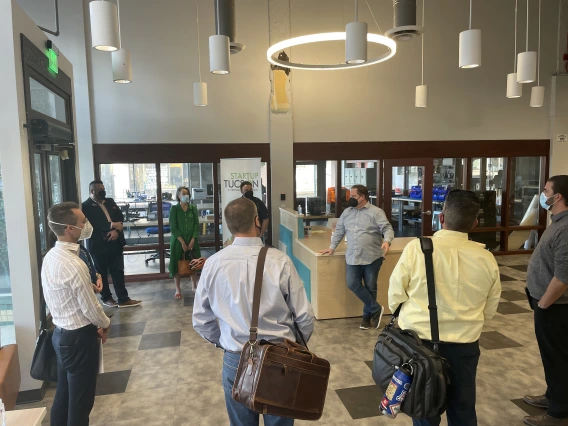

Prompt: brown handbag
xmin=177 ymin=252 xmax=195 ymax=277
xmin=232 ymin=247 xmax=331 ymax=421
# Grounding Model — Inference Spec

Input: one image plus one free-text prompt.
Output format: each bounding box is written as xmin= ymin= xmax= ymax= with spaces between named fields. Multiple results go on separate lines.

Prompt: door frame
xmin=383 ymin=158 xmax=434 ymax=237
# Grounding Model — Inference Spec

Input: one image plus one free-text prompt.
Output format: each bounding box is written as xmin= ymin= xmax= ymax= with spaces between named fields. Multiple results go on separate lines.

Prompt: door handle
xmin=422 ymin=210 xmax=432 ymax=216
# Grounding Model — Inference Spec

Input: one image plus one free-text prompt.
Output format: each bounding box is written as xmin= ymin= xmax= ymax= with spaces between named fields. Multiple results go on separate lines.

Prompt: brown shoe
xmin=118 ymin=299 xmax=141 ymax=308
xmin=102 ymin=298 xmax=118 ymax=308
xmin=524 ymin=395 xmax=550 ymax=409
xmin=524 ymin=414 xmax=568 ymax=426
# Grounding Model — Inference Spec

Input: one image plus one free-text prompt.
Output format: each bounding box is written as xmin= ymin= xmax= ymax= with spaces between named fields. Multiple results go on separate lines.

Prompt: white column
xmin=549 ymin=76 xmax=568 ymax=178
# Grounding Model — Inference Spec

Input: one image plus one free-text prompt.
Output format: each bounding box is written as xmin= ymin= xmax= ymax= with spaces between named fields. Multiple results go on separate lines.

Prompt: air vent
xmin=215 ymin=0 xmax=245 ymax=54
xmin=385 ymin=0 xmax=423 ymax=42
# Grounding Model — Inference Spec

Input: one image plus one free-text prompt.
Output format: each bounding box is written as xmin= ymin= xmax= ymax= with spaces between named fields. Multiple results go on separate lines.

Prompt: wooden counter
xmin=276 ymin=206 xmax=413 ymax=320
xmin=7 ymin=407 xmax=46 ymax=426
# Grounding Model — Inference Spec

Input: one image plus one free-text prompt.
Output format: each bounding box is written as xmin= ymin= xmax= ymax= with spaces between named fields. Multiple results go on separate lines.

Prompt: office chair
xmin=144 ymin=201 xmax=172 ymax=265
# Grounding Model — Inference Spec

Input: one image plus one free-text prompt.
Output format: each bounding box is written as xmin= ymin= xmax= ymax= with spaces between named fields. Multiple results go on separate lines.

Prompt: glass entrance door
xmin=383 ymin=159 xmax=434 ymax=238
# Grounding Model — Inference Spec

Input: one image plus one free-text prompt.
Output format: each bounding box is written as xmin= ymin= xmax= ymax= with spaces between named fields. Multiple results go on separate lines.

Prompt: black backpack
xmin=372 ymin=237 xmax=449 ymax=419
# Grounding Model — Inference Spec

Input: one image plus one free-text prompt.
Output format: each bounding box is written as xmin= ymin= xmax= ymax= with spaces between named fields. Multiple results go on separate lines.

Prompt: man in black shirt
xmin=240 ymin=181 xmax=269 ymax=239
xmin=82 ymin=180 xmax=140 ymax=308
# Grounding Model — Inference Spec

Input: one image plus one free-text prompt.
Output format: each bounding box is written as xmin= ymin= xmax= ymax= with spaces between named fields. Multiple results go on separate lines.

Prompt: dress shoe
xmin=524 ymin=395 xmax=550 ymax=409
xmin=524 ymin=414 xmax=568 ymax=426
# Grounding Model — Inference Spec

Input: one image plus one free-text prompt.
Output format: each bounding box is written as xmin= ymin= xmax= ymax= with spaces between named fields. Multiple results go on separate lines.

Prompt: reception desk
xmin=279 ymin=208 xmax=414 ymax=320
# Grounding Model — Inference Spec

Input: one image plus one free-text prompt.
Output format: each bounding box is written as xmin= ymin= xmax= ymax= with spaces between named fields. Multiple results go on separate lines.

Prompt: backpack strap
xmin=419 ymin=237 xmax=440 ymax=345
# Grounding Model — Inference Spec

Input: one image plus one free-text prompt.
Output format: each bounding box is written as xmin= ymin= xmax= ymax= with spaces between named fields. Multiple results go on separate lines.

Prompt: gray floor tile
xmin=103 ymin=336 xmax=142 ymax=354
xmin=501 ymin=290 xmax=528 ymax=302
xmin=479 ymin=331 xmax=523 ymax=350
xmin=510 ymin=265 xmax=529 ymax=272
xmin=511 ymin=398 xmax=547 ymax=417
xmin=501 ymin=274 xmax=518 ymax=282
xmin=95 ymin=370 xmax=131 ymax=396
xmin=102 ymin=351 xmax=137 ymax=373
xmin=139 ymin=331 xmax=182 ymax=350
xmin=108 ymin=322 xmax=146 ymax=338
xmin=116 ymin=387 xmax=176 ymax=421
xmin=335 ymin=385 xmax=383 ymax=420
xmin=143 ymin=317 xmax=183 ymax=335
xmin=132 ymin=347 xmax=180 ymax=371
xmin=498 ymin=302 xmax=532 ymax=315
xmin=125 ymin=365 xmax=179 ymax=393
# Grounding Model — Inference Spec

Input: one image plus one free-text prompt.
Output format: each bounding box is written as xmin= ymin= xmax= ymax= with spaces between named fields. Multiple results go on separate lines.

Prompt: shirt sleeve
xmin=169 ymin=205 xmax=182 ymax=240
xmin=388 ymin=244 xmax=412 ymax=313
xmin=284 ymin=260 xmax=315 ymax=342
xmin=375 ymin=208 xmax=395 ymax=243
xmin=553 ymin=231 xmax=568 ymax=285
xmin=71 ymin=261 xmax=110 ymax=329
xmin=192 ymin=262 xmax=221 ymax=346
xmin=330 ymin=213 xmax=346 ymax=251
xmin=192 ymin=205 xmax=200 ymax=239
xmin=483 ymin=260 xmax=502 ymax=320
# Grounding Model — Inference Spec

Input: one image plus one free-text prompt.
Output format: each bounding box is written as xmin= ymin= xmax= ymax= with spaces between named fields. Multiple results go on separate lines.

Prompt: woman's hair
xmin=176 ymin=186 xmax=190 ymax=202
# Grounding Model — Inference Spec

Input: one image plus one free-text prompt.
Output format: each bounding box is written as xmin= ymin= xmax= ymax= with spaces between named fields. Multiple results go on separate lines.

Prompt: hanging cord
xmin=364 ymin=0 xmax=383 ymax=34
xmin=525 ymin=0 xmax=529 ymax=51
xmin=537 ymin=0 xmax=541 ymax=84
xmin=196 ymin=0 xmax=202 ymax=82
xmin=117 ymin=0 xmax=122 ymax=49
xmin=469 ymin=0 xmax=472 ymax=30
xmin=556 ymin=0 xmax=562 ymax=74
xmin=421 ymin=0 xmax=425 ymax=85
xmin=514 ymin=0 xmax=518 ymax=71
xmin=355 ymin=0 xmax=358 ymax=21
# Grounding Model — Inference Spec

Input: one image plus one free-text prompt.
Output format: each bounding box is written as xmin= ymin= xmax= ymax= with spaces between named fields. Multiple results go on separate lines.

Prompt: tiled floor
xmin=17 ymin=254 xmax=547 ymax=425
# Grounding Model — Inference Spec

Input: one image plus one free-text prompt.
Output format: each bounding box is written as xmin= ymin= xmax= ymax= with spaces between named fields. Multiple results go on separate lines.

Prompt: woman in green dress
xmin=169 ymin=186 xmax=201 ymax=298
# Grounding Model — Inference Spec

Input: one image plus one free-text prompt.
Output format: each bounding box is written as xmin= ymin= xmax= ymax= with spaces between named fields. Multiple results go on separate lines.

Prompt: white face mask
xmin=50 ymin=220 xmax=93 ymax=240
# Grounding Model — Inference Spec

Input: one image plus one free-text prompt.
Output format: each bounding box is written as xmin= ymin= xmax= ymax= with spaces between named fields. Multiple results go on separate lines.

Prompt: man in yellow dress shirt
xmin=389 ymin=190 xmax=502 ymax=426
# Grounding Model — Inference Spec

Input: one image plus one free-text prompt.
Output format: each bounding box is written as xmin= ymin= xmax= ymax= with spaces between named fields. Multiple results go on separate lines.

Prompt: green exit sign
xmin=46 ymin=40 xmax=58 ymax=74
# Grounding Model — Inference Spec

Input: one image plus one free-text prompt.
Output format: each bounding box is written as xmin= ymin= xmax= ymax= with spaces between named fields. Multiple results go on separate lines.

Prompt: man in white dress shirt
xmin=42 ymin=202 xmax=111 ymax=426
xmin=193 ymin=198 xmax=314 ymax=426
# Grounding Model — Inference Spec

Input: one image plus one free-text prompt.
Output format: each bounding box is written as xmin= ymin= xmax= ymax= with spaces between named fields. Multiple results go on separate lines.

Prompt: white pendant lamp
xmin=193 ymin=0 xmax=207 ymax=106
xmin=507 ymin=0 xmax=522 ymax=98
xmin=345 ymin=0 xmax=368 ymax=64
xmin=112 ymin=49 xmax=132 ymax=83
xmin=90 ymin=1 xmax=120 ymax=51
xmin=459 ymin=0 xmax=481 ymax=68
xmin=530 ymin=0 xmax=545 ymax=107
xmin=517 ymin=0 xmax=537 ymax=83
xmin=209 ymin=0 xmax=230 ymax=74
xmin=416 ymin=0 xmax=427 ymax=108
xmin=111 ymin=0 xmax=132 ymax=83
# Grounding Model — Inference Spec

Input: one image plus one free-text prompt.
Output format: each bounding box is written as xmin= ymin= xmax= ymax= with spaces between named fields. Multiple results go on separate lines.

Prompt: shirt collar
xmin=433 ymin=229 xmax=469 ymax=240
xmin=90 ymin=195 xmax=105 ymax=205
xmin=232 ymin=237 xmax=264 ymax=247
xmin=351 ymin=201 xmax=370 ymax=210
xmin=55 ymin=241 xmax=81 ymax=255
xmin=551 ymin=210 xmax=568 ymax=223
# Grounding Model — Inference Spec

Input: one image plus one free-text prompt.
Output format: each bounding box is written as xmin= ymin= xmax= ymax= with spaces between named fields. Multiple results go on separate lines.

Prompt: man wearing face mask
xmin=523 ymin=175 xmax=568 ymax=426
xmin=42 ymin=202 xmax=111 ymax=426
xmin=82 ymin=180 xmax=140 ymax=308
xmin=320 ymin=185 xmax=394 ymax=330
xmin=240 ymin=181 xmax=269 ymax=240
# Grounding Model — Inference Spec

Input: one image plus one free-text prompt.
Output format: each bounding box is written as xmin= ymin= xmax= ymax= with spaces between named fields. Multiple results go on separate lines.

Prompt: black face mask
xmin=97 ymin=190 xmax=107 ymax=199
xmin=244 ymin=190 xmax=254 ymax=199
xmin=348 ymin=197 xmax=359 ymax=208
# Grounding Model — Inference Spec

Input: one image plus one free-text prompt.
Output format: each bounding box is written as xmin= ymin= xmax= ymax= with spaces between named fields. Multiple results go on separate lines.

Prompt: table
xmin=7 ymin=407 xmax=46 ymax=426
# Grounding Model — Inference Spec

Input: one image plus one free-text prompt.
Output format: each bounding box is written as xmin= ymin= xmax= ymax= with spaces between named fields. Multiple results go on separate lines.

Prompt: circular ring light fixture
xmin=267 ymin=32 xmax=396 ymax=70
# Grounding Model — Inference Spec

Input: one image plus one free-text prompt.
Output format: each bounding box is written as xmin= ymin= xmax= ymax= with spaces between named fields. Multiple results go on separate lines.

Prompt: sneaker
xmin=371 ymin=305 xmax=385 ymax=329
xmin=524 ymin=414 xmax=568 ymax=426
xmin=523 ymin=394 xmax=550 ymax=409
xmin=118 ymin=299 xmax=141 ymax=308
xmin=102 ymin=298 xmax=118 ymax=308
xmin=360 ymin=317 xmax=371 ymax=330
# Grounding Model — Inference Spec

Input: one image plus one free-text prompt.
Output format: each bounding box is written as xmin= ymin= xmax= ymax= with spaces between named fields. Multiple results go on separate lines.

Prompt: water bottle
xmin=297 ymin=205 xmax=303 ymax=215
xmin=0 ymin=398 xmax=6 ymax=426
xmin=379 ymin=364 xmax=413 ymax=418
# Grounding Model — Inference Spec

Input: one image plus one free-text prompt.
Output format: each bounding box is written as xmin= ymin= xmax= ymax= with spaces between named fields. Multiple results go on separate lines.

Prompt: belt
xmin=55 ymin=324 xmax=97 ymax=333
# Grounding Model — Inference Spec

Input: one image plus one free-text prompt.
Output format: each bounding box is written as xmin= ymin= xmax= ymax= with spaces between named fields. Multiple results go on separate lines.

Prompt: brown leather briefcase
xmin=232 ymin=247 xmax=331 ymax=421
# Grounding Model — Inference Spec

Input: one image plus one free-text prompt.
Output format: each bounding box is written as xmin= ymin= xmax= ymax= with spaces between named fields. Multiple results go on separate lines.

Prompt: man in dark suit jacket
xmin=82 ymin=180 xmax=140 ymax=308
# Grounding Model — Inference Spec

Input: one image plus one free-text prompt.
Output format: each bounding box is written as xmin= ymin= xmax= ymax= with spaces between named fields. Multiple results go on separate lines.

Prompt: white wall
xmin=0 ymin=0 xmax=74 ymax=393
xmin=18 ymin=0 xmax=95 ymax=200
xmin=80 ymin=0 xmax=560 ymax=145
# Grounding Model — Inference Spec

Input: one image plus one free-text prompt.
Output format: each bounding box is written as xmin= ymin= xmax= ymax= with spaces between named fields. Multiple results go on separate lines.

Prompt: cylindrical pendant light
xmin=194 ymin=82 xmax=208 ymax=107
xmin=507 ymin=0 xmax=522 ymax=98
xmin=209 ymin=35 xmax=231 ymax=74
xmin=415 ymin=1 xmax=427 ymax=108
xmin=112 ymin=49 xmax=132 ymax=83
xmin=530 ymin=0 xmax=545 ymax=107
xmin=194 ymin=0 xmax=207 ymax=106
xmin=89 ymin=1 xmax=120 ymax=51
xmin=346 ymin=0 xmax=368 ymax=64
xmin=517 ymin=0 xmax=537 ymax=83
xmin=459 ymin=0 xmax=481 ymax=68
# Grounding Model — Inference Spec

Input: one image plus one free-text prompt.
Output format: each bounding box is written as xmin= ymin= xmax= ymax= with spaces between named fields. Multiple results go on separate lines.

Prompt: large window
xmin=295 ymin=161 xmax=337 ymax=217
xmin=29 ymin=77 xmax=67 ymax=122
xmin=0 ymin=161 xmax=15 ymax=346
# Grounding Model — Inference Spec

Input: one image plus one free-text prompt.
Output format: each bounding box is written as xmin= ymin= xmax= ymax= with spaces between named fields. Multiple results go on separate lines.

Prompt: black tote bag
xmin=30 ymin=321 xmax=58 ymax=383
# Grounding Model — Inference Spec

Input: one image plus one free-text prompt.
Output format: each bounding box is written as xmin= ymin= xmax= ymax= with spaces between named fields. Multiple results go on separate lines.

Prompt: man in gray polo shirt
xmin=523 ymin=175 xmax=568 ymax=426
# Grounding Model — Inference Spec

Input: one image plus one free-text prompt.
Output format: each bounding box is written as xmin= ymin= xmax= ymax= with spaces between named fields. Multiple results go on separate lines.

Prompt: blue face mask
xmin=180 ymin=195 xmax=190 ymax=203
xmin=539 ymin=192 xmax=556 ymax=210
